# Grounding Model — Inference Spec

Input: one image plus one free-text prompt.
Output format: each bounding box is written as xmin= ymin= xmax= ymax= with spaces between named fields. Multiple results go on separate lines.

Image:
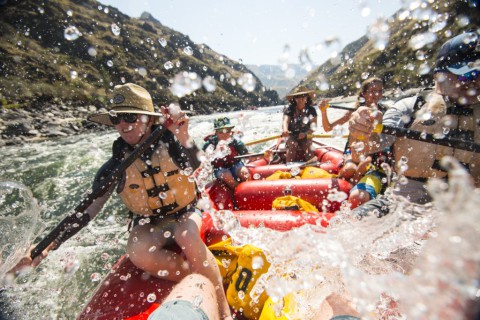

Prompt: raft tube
xmin=234 ymin=178 xmax=351 ymax=212
xmin=247 ymin=146 xmax=344 ymax=179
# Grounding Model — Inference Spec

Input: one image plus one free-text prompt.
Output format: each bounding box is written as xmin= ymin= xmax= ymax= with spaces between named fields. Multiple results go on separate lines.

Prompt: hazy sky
xmin=99 ymin=0 xmax=403 ymax=66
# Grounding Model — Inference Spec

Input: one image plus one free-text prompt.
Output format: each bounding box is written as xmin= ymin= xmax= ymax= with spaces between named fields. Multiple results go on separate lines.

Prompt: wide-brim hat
xmin=87 ymin=83 xmax=163 ymax=126
xmin=286 ymin=86 xmax=315 ymax=100
xmin=214 ymin=117 xmax=235 ymax=130
xmin=434 ymin=32 xmax=480 ymax=75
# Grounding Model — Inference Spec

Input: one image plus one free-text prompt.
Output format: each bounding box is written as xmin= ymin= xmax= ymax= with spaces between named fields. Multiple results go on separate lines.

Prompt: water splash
xmin=0 ymin=181 xmax=43 ymax=282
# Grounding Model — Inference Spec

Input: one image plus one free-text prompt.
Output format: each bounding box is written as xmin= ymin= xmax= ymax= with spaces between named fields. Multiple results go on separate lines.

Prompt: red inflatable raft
xmin=78 ymin=143 xmax=348 ymax=319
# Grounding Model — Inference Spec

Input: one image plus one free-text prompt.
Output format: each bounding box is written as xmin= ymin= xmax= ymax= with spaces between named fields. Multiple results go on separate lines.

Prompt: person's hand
xmin=348 ymin=106 xmax=383 ymax=141
xmin=7 ymin=243 xmax=55 ymax=278
xmin=319 ymin=99 xmax=329 ymax=112
xmin=281 ymin=131 xmax=289 ymax=138
xmin=161 ymin=104 xmax=191 ymax=147
xmin=297 ymin=132 xmax=307 ymax=140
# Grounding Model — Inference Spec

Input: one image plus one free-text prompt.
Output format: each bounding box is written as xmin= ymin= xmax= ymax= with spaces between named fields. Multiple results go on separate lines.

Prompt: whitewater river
xmin=0 ymin=105 xmax=479 ymax=319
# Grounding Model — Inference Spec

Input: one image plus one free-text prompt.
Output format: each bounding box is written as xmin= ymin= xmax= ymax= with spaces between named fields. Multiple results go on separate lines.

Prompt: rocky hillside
xmin=246 ymin=64 xmax=309 ymax=98
xmin=0 ymin=0 xmax=279 ymax=113
xmin=301 ymin=0 xmax=480 ymax=98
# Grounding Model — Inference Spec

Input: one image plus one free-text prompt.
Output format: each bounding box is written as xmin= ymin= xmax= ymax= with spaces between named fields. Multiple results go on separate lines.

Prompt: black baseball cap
xmin=434 ymin=32 xmax=480 ymax=76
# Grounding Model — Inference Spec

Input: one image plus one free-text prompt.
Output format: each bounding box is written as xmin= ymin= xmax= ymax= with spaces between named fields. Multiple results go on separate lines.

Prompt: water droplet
xmin=361 ymin=6 xmax=371 ymax=17
xmin=147 ymin=293 xmax=156 ymax=303
xmin=414 ymin=50 xmax=426 ymax=61
xmin=253 ymin=173 xmax=261 ymax=180
xmin=183 ymin=46 xmax=193 ymax=55
xmin=90 ymin=272 xmax=101 ymax=282
xmin=367 ymin=18 xmax=389 ymax=50
xmin=203 ymin=260 xmax=209 ymax=267
xmin=157 ymin=270 xmax=169 ymax=277
xmin=64 ymin=26 xmax=82 ymax=41
xmin=70 ymin=70 xmax=78 ymax=79
xmin=237 ymin=73 xmax=256 ymax=92
xmin=361 ymin=72 xmax=370 ymax=80
xmin=202 ymin=76 xmax=216 ymax=92
xmin=107 ymin=60 xmax=113 ymax=67
xmin=409 ymin=32 xmax=437 ymax=50
xmin=138 ymin=67 xmax=147 ymax=77
xmin=88 ymin=47 xmax=97 ymax=57
xmin=164 ymin=231 xmax=171 ymax=238
xmin=429 ymin=13 xmax=449 ymax=32
xmin=164 ymin=61 xmax=174 ymax=70
xmin=148 ymin=246 xmax=156 ymax=252
xmin=66 ymin=10 xmax=73 ymax=17
xmin=456 ymin=15 xmax=470 ymax=27
xmin=111 ymin=23 xmax=121 ymax=36
xmin=170 ymin=71 xmax=202 ymax=97
xmin=193 ymin=295 xmax=203 ymax=308
xmin=158 ymin=38 xmax=167 ymax=47
xmin=418 ymin=63 xmax=431 ymax=75
xmin=252 ymin=256 xmax=264 ymax=270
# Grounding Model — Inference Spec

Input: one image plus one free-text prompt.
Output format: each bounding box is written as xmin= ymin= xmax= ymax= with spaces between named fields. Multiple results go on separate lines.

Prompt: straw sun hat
xmin=286 ymin=86 xmax=315 ymax=100
xmin=87 ymin=83 xmax=163 ymax=126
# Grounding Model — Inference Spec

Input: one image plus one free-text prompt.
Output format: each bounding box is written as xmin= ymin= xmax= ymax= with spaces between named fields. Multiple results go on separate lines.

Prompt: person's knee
xmin=348 ymin=189 xmax=371 ymax=209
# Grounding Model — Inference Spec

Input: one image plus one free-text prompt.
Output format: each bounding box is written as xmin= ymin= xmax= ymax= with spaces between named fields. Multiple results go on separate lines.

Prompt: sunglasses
xmin=457 ymin=69 xmax=480 ymax=82
xmin=109 ymin=113 xmax=138 ymax=125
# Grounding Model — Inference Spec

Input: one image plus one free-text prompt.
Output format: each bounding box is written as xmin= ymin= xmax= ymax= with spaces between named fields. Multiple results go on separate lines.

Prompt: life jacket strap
xmin=147 ymin=184 xmax=170 ymax=197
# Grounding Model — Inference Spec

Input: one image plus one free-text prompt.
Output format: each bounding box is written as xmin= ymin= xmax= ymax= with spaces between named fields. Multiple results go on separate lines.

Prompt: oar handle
xmin=378 ymin=124 xmax=480 ymax=153
xmin=328 ymin=104 xmax=356 ymax=111
xmin=30 ymin=125 xmax=167 ymax=260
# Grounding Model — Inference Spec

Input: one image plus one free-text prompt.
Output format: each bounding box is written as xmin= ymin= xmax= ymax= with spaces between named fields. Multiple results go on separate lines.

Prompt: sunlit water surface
xmin=0 ymin=106 xmax=479 ymax=319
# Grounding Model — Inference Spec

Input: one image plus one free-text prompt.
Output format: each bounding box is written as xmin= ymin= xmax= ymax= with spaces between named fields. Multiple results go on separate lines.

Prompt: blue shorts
xmin=214 ymin=161 xmax=245 ymax=181
xmin=148 ymin=300 xmax=209 ymax=320
xmin=351 ymin=168 xmax=386 ymax=200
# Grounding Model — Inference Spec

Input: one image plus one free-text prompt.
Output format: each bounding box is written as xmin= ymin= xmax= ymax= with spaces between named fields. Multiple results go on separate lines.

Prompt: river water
xmin=0 ymin=106 xmax=479 ymax=319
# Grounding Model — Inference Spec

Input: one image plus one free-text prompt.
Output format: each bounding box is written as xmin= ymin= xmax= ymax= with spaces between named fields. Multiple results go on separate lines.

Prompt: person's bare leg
xmin=218 ymin=169 xmax=239 ymax=189
xmin=149 ymin=273 xmax=220 ymax=320
xmin=127 ymin=222 xmax=190 ymax=282
xmin=348 ymin=189 xmax=372 ymax=209
xmin=174 ymin=212 xmax=232 ymax=319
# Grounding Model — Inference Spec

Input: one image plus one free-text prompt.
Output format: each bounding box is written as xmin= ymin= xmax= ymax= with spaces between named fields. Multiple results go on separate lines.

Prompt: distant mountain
xmin=246 ymin=64 xmax=309 ymax=98
xmin=300 ymin=0 xmax=480 ymax=98
xmin=0 ymin=0 xmax=279 ymax=114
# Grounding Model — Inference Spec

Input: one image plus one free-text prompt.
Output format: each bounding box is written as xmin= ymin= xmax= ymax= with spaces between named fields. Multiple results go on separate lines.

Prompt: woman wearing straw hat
xmin=10 ymin=83 xmax=232 ymax=319
xmin=282 ymin=86 xmax=318 ymax=162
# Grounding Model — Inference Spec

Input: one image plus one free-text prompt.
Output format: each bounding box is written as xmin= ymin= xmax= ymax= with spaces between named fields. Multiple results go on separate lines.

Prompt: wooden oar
xmin=245 ymin=133 xmax=345 ymax=146
xmin=376 ymin=124 xmax=480 ymax=153
xmin=235 ymin=149 xmax=286 ymax=159
xmin=244 ymin=135 xmax=281 ymax=146
xmin=30 ymin=125 xmax=168 ymax=260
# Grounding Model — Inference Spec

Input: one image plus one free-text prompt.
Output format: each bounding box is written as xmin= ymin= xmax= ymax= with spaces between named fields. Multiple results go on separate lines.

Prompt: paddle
xmin=376 ymin=124 xmax=480 ymax=153
xmin=30 ymin=124 xmax=168 ymax=260
xmin=244 ymin=133 xmax=345 ymax=146
xmin=235 ymin=149 xmax=286 ymax=160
